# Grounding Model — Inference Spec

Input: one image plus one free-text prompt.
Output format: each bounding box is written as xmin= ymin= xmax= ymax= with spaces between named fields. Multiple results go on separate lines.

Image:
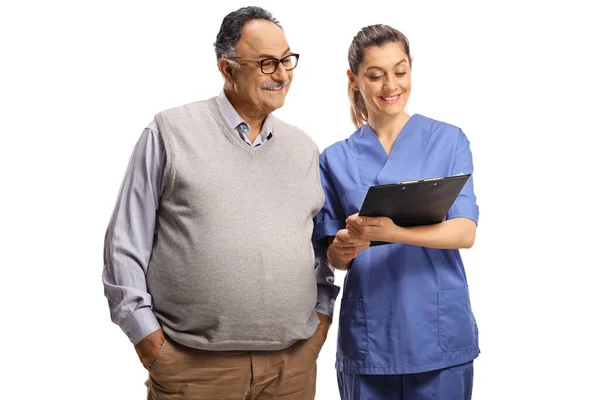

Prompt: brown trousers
xmin=145 ymin=332 xmax=325 ymax=400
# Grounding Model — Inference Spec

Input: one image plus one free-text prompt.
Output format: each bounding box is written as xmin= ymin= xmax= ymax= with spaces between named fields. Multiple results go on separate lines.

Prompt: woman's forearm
xmin=390 ymin=217 xmax=476 ymax=249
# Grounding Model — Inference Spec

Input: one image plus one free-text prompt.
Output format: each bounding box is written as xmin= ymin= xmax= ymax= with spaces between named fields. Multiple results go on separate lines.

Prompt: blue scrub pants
xmin=337 ymin=361 xmax=473 ymax=400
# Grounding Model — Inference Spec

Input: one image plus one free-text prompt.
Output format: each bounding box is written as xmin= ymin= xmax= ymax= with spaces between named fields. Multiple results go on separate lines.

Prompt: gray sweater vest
xmin=146 ymin=97 xmax=325 ymax=351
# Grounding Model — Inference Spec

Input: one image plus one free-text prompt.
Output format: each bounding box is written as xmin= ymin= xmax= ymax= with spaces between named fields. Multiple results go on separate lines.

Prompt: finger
xmin=347 ymin=232 xmax=364 ymax=243
xmin=339 ymin=252 xmax=356 ymax=261
xmin=345 ymin=213 xmax=360 ymax=224
xmin=346 ymin=219 xmax=361 ymax=231
xmin=341 ymin=229 xmax=364 ymax=243
xmin=333 ymin=237 xmax=364 ymax=249
xmin=346 ymin=225 xmax=363 ymax=238
xmin=330 ymin=248 xmax=355 ymax=262
xmin=357 ymin=243 xmax=370 ymax=251
xmin=335 ymin=240 xmax=361 ymax=249
xmin=356 ymin=216 xmax=381 ymax=227
xmin=337 ymin=228 xmax=355 ymax=239
xmin=349 ymin=225 xmax=369 ymax=240
xmin=345 ymin=228 xmax=358 ymax=239
xmin=355 ymin=239 xmax=370 ymax=248
xmin=335 ymin=232 xmax=356 ymax=244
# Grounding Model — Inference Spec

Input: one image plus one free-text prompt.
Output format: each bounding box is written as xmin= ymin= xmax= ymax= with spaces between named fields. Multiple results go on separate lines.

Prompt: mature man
xmin=103 ymin=6 xmax=338 ymax=399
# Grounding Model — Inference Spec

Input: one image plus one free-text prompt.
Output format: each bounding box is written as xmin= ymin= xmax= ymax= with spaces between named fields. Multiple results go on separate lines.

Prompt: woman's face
xmin=349 ymin=42 xmax=412 ymax=119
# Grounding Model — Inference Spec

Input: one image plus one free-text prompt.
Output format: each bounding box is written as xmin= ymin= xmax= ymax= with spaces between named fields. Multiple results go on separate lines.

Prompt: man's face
xmin=228 ymin=19 xmax=294 ymax=115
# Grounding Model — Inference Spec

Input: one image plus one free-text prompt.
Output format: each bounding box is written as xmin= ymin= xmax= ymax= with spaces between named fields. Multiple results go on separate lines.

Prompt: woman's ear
xmin=347 ymin=69 xmax=359 ymax=91
xmin=346 ymin=69 xmax=359 ymax=90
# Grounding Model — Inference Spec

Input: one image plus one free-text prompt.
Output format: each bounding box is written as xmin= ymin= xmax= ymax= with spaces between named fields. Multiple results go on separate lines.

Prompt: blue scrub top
xmin=314 ymin=114 xmax=480 ymax=375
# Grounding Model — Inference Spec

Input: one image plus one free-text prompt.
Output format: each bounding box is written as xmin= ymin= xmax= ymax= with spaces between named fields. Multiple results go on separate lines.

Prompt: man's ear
xmin=218 ymin=58 xmax=236 ymax=86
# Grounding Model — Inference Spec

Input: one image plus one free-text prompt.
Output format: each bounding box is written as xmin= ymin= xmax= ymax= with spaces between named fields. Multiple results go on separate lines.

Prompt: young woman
xmin=314 ymin=25 xmax=480 ymax=399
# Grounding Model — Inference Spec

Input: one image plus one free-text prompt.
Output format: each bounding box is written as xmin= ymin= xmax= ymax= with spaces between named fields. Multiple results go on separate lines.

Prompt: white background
xmin=1 ymin=0 xmax=599 ymax=398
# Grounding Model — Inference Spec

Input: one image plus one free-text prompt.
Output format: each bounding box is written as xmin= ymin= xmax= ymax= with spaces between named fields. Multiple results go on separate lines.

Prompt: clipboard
xmin=358 ymin=174 xmax=471 ymax=246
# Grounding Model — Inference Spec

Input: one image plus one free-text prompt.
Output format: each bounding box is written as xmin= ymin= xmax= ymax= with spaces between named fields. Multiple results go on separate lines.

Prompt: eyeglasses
xmin=228 ymin=53 xmax=300 ymax=74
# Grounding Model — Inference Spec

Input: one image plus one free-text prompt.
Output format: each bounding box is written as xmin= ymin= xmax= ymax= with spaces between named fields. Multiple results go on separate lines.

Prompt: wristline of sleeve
xmin=313 ymin=220 xmax=345 ymax=242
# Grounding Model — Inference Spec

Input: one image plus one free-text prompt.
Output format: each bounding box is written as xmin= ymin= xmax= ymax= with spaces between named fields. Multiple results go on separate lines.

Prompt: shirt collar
xmin=217 ymin=89 xmax=273 ymax=137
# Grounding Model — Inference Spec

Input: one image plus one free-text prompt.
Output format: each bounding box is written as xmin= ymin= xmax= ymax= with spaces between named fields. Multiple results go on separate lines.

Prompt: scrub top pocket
xmin=437 ymin=287 xmax=477 ymax=352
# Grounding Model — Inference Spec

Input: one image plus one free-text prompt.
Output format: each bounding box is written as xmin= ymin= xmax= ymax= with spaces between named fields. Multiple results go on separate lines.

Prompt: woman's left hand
xmin=346 ymin=213 xmax=399 ymax=242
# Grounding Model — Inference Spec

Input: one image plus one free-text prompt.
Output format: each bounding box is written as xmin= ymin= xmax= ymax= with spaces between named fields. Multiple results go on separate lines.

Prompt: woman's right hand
xmin=327 ymin=229 xmax=370 ymax=270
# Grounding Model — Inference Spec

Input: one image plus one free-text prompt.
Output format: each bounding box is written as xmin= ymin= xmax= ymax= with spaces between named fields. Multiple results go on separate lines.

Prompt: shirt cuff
xmin=316 ymin=282 xmax=340 ymax=318
xmin=122 ymin=307 xmax=161 ymax=345
xmin=447 ymin=209 xmax=479 ymax=225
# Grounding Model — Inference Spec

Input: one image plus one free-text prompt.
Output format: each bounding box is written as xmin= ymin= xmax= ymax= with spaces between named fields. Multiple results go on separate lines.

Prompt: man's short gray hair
xmin=214 ymin=6 xmax=283 ymax=60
